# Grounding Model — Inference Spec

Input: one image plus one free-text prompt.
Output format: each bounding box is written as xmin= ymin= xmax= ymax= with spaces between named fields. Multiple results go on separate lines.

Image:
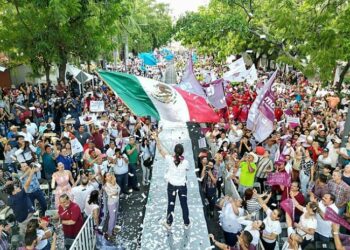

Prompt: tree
xmin=0 ymin=0 xmax=133 ymax=82
xmin=175 ymin=0 xmax=350 ymax=89
xmin=127 ymin=0 xmax=173 ymax=53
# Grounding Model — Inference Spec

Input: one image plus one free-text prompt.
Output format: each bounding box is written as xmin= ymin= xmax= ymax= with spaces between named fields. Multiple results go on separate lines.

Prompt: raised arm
xmin=153 ymin=132 xmax=169 ymax=158
xmin=24 ymin=168 xmax=36 ymax=192
xmin=332 ymin=223 xmax=345 ymax=250
xmin=291 ymin=196 xmax=305 ymax=212
xmin=253 ymin=189 xmax=269 ymax=212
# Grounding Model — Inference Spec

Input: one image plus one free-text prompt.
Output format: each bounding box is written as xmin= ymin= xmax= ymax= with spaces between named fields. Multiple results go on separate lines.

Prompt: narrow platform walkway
xmin=140 ymin=121 xmax=211 ymax=250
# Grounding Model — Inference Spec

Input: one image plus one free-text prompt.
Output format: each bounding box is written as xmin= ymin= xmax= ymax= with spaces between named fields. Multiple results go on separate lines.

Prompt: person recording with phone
xmin=18 ymin=162 xmax=47 ymax=216
xmin=201 ymin=159 xmax=218 ymax=218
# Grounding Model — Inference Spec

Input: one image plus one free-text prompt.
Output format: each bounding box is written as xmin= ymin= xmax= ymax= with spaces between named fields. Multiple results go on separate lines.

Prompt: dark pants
xmin=128 ymin=163 xmax=138 ymax=189
xmin=28 ymin=189 xmax=47 ymax=216
xmin=205 ymin=186 xmax=217 ymax=212
xmin=223 ymin=231 xmax=238 ymax=247
xmin=42 ymin=242 xmax=51 ymax=250
xmin=261 ymin=239 xmax=276 ymax=250
xmin=315 ymin=232 xmax=329 ymax=242
xmin=301 ymin=238 xmax=312 ymax=249
xmin=166 ymin=183 xmax=190 ymax=226
xmin=257 ymin=177 xmax=266 ymax=192
xmin=4 ymin=163 xmax=17 ymax=173
xmin=216 ymin=177 xmax=223 ymax=198
xmin=116 ymin=173 xmax=128 ymax=194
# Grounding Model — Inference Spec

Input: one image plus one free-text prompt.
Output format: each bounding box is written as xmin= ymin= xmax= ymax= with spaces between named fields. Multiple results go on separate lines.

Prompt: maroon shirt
xmin=90 ymin=130 xmax=104 ymax=150
xmin=58 ymin=201 xmax=83 ymax=238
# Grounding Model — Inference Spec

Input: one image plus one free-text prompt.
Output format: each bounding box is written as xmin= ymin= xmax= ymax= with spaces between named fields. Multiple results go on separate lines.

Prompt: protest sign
xmin=324 ymin=207 xmax=350 ymax=231
xmin=198 ymin=137 xmax=207 ymax=148
xmin=90 ymin=101 xmax=105 ymax=112
xmin=266 ymin=172 xmax=291 ymax=186
xmin=286 ymin=116 xmax=300 ymax=128
xmin=71 ymin=138 xmax=84 ymax=155
xmin=79 ymin=114 xmax=97 ymax=125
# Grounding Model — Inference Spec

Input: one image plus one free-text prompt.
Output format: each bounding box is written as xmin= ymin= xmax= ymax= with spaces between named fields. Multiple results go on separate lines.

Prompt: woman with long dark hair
xmin=84 ymin=190 xmax=100 ymax=225
xmin=153 ymin=132 xmax=190 ymax=230
xmin=140 ymin=137 xmax=153 ymax=186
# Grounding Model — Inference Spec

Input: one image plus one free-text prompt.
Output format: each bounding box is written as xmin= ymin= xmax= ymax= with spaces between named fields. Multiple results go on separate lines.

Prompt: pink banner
xmin=325 ymin=207 xmax=350 ymax=231
xmin=267 ymin=172 xmax=291 ymax=187
xmin=281 ymin=198 xmax=294 ymax=221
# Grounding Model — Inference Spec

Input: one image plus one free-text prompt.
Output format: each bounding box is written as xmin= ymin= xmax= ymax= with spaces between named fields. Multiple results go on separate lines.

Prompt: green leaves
xmin=174 ymin=0 xmax=350 ymax=84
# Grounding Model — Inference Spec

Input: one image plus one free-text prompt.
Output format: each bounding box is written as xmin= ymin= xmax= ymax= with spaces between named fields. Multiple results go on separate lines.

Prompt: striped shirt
xmin=246 ymin=197 xmax=261 ymax=214
xmin=327 ymin=180 xmax=350 ymax=208
xmin=256 ymin=156 xmax=274 ymax=179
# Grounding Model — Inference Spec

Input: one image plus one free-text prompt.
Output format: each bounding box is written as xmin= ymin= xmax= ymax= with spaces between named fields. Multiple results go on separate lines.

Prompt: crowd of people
xmin=0 ymin=50 xmax=350 ymax=250
xmin=193 ymin=63 xmax=350 ymax=249
xmin=0 ymin=72 xmax=159 ymax=249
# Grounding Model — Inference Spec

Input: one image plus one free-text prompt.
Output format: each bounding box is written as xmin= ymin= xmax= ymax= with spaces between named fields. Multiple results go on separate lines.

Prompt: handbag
xmin=143 ymin=157 xmax=153 ymax=168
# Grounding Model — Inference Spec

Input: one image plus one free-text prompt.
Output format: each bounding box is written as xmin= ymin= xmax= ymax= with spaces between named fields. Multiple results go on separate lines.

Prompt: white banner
xmin=79 ymin=114 xmax=97 ymax=125
xmin=71 ymin=138 xmax=84 ymax=155
xmin=286 ymin=116 xmax=300 ymax=125
xmin=198 ymin=137 xmax=207 ymax=148
xmin=90 ymin=101 xmax=105 ymax=112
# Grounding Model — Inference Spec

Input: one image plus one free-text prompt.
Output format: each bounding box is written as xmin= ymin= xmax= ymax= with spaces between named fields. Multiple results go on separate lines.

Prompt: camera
xmin=30 ymin=162 xmax=41 ymax=169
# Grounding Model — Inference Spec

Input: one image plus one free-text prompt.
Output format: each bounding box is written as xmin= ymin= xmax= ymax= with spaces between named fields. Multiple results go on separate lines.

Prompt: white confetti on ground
xmin=140 ymin=121 xmax=211 ymax=249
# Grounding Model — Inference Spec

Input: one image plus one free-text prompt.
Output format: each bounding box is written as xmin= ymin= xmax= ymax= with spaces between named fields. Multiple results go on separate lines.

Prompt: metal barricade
xmin=69 ymin=215 xmax=96 ymax=250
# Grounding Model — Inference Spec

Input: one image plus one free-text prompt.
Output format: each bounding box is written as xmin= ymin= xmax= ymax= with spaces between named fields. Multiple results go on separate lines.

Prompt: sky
xmin=156 ymin=0 xmax=209 ymax=18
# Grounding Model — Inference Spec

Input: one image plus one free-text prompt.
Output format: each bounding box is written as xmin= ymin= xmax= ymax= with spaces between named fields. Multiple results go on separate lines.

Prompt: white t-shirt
xmin=71 ymin=185 xmax=94 ymax=211
xmin=113 ymin=156 xmax=129 ymax=175
xmin=26 ymin=123 xmax=38 ymax=136
xmin=36 ymin=229 xmax=48 ymax=250
xmin=228 ymin=127 xmax=243 ymax=144
xmin=262 ymin=209 xmax=282 ymax=243
xmin=220 ymin=201 xmax=244 ymax=233
xmin=106 ymin=147 xmax=116 ymax=158
xmin=164 ymin=155 xmax=189 ymax=186
xmin=326 ymin=142 xmax=340 ymax=168
xmin=237 ymin=218 xmax=260 ymax=246
xmin=296 ymin=208 xmax=317 ymax=240
xmin=281 ymin=227 xmax=302 ymax=250
xmin=93 ymin=161 xmax=109 ymax=176
xmin=244 ymin=224 xmax=260 ymax=246
xmin=316 ymin=201 xmax=339 ymax=238
xmin=84 ymin=198 xmax=99 ymax=217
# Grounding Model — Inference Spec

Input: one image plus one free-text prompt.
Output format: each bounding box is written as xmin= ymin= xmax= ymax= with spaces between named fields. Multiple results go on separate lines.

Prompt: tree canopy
xmin=174 ymin=0 xmax=350 ymax=88
xmin=0 ymin=0 xmax=173 ymax=82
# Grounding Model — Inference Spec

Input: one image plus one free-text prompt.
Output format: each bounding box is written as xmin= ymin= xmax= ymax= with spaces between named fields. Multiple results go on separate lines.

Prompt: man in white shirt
xmin=18 ymin=125 xmax=34 ymax=144
xmin=71 ymin=176 xmax=94 ymax=212
xmin=326 ymin=138 xmax=341 ymax=169
xmin=25 ymin=119 xmax=38 ymax=137
xmin=314 ymin=193 xmax=339 ymax=242
xmin=317 ymin=149 xmax=333 ymax=174
xmin=219 ymin=197 xmax=244 ymax=247
xmin=14 ymin=136 xmax=36 ymax=163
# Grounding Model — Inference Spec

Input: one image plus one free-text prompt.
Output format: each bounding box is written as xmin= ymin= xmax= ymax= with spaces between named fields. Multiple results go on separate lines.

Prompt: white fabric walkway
xmin=140 ymin=121 xmax=211 ymax=249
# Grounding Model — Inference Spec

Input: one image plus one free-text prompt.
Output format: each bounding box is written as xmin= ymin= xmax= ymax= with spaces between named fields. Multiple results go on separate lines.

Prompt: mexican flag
xmin=99 ymin=71 xmax=220 ymax=123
